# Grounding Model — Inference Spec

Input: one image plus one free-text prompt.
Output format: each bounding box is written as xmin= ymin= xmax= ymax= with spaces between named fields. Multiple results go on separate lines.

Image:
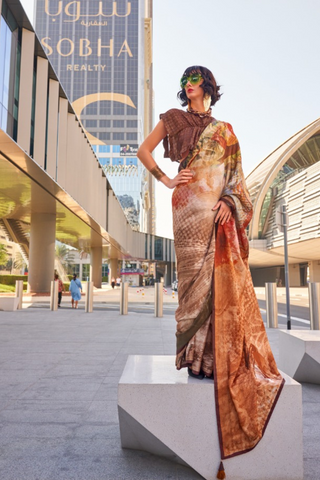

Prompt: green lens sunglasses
xmin=180 ymin=73 xmax=203 ymax=89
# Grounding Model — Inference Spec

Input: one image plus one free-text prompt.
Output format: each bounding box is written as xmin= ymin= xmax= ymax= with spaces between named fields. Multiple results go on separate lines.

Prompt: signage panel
xmin=35 ymin=0 xmax=139 ymax=145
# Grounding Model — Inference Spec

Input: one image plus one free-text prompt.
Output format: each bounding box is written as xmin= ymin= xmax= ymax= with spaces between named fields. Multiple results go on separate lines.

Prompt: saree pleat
xmin=172 ymin=119 xmax=284 ymax=460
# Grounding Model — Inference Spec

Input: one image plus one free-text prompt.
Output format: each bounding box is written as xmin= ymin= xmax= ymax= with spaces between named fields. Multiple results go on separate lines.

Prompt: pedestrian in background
xmin=54 ymin=273 xmax=64 ymax=308
xmin=69 ymin=274 xmax=82 ymax=309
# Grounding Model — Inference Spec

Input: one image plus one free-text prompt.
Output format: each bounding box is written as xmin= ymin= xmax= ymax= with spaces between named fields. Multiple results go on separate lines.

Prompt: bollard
xmin=265 ymin=282 xmax=278 ymax=328
xmin=50 ymin=280 xmax=59 ymax=311
xmin=308 ymin=282 xmax=320 ymax=330
xmin=120 ymin=282 xmax=129 ymax=315
xmin=85 ymin=281 xmax=93 ymax=313
xmin=155 ymin=282 xmax=163 ymax=318
xmin=15 ymin=280 xmax=23 ymax=310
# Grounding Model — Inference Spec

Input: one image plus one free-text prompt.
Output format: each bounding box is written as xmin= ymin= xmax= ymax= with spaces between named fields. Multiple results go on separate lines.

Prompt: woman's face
xmin=183 ymin=72 xmax=204 ymax=103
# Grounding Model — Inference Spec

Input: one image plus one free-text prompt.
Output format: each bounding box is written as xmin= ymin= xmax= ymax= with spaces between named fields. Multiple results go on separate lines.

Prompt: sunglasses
xmin=180 ymin=73 xmax=203 ymax=89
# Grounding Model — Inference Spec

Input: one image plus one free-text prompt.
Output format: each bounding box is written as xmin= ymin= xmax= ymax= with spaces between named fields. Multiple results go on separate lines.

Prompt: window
xmin=0 ymin=2 xmax=21 ymax=141
xmin=126 ymin=157 xmax=137 ymax=166
xmin=126 ymin=132 xmax=137 ymax=141
xmin=155 ymin=237 xmax=163 ymax=260
xmin=102 ymin=264 xmax=109 ymax=277
xmin=99 ymin=158 xmax=110 ymax=166
xmin=99 ymin=145 xmax=110 ymax=153
xmin=70 ymin=264 xmax=80 ymax=276
xmin=113 ymin=132 xmax=124 ymax=141
xmin=127 ymin=120 xmax=137 ymax=128
xmin=99 ymin=132 xmax=110 ymax=141
xmin=113 ymin=103 xmax=124 ymax=115
xmin=82 ymin=264 xmax=90 ymax=281
xmin=84 ymin=119 xmax=97 ymax=128
xmin=113 ymin=157 xmax=124 ymax=166
xmin=113 ymin=120 xmax=124 ymax=128
xmin=113 ymin=145 xmax=120 ymax=153
xmin=100 ymin=119 xmax=111 ymax=128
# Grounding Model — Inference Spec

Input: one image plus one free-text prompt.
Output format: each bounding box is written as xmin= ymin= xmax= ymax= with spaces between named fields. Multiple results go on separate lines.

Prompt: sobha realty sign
xmin=36 ymin=0 xmax=140 ymax=145
xmin=41 ymin=1 xmax=133 ymax=60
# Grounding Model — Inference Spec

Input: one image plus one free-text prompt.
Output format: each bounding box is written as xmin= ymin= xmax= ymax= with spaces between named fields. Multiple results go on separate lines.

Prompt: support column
xmin=28 ymin=213 xmax=56 ymax=293
xmin=90 ymin=247 xmax=102 ymax=288
xmin=109 ymin=258 xmax=118 ymax=285
xmin=289 ymin=264 xmax=300 ymax=287
xmin=309 ymin=261 xmax=320 ymax=282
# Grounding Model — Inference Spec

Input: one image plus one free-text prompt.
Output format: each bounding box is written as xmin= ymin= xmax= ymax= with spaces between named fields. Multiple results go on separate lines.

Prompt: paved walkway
xmin=0 ymin=307 xmax=319 ymax=479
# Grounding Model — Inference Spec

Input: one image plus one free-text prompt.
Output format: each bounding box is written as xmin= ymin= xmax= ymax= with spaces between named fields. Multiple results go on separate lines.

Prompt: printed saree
xmin=171 ymin=119 xmax=284 ymax=460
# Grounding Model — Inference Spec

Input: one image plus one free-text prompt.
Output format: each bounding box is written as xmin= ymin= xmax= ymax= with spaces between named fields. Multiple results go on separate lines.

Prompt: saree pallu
xmin=172 ymin=120 xmax=284 ymax=460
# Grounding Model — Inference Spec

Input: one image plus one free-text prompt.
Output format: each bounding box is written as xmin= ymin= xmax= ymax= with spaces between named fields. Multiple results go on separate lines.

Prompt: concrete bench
xmin=279 ymin=330 xmax=320 ymax=384
xmin=0 ymin=297 xmax=20 ymax=311
xmin=118 ymin=355 xmax=303 ymax=480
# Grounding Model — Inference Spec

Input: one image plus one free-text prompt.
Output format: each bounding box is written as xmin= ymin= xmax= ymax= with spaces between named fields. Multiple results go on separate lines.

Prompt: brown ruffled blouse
xmin=160 ymin=109 xmax=213 ymax=162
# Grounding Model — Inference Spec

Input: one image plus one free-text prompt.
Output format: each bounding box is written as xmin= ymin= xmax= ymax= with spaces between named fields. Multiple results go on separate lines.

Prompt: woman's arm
xmin=137 ymin=120 xmax=193 ymax=189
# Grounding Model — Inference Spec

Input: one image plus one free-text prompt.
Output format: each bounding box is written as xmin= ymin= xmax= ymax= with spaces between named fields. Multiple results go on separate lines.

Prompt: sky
xmin=20 ymin=0 xmax=320 ymax=239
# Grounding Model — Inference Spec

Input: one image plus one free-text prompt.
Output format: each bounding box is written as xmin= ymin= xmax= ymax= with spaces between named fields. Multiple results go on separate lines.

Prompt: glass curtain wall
xmin=0 ymin=0 xmax=21 ymax=141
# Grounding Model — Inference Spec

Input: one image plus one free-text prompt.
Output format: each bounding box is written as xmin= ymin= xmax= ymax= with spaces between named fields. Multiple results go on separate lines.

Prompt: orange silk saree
xmin=172 ymin=119 xmax=284 ymax=460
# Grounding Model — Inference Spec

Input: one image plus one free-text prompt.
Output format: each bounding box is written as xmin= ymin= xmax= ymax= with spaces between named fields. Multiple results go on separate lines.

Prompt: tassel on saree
xmin=217 ymin=461 xmax=226 ymax=479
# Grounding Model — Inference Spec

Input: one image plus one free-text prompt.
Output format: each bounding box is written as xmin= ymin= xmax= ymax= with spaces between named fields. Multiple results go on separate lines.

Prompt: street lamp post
xmin=282 ymin=204 xmax=291 ymax=330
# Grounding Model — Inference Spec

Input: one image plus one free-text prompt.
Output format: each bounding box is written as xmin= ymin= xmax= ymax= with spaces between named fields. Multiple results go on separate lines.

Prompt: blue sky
xmin=20 ymin=0 xmax=320 ymax=238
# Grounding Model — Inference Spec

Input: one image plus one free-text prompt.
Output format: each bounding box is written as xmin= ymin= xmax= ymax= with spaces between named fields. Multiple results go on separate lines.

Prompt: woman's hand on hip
xmin=212 ymin=200 xmax=232 ymax=225
xmin=161 ymin=169 xmax=193 ymax=189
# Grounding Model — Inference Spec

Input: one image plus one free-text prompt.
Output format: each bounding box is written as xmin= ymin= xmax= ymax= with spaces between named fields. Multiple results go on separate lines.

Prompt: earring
xmin=203 ymin=94 xmax=211 ymax=111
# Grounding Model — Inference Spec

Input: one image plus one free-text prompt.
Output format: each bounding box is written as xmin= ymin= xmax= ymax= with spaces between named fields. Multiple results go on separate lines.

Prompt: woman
xmin=137 ymin=66 xmax=284 ymax=474
xmin=69 ymin=274 xmax=82 ymax=309
xmin=54 ymin=273 xmax=65 ymax=307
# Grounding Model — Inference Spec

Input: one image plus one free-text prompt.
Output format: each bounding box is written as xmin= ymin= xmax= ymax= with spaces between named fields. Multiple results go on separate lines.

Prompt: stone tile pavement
xmin=0 ymin=308 xmax=319 ymax=479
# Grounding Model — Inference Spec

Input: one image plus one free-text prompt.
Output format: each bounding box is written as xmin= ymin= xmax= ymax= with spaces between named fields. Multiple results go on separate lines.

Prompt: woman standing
xmin=137 ymin=66 xmax=284 ymax=473
xmin=69 ymin=274 xmax=82 ymax=309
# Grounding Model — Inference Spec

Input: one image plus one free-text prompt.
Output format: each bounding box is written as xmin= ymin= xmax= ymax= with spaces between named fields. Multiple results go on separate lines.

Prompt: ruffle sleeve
xmin=160 ymin=109 xmax=213 ymax=162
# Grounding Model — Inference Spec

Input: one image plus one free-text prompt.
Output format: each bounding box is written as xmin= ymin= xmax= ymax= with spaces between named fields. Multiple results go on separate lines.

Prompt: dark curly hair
xmin=177 ymin=65 xmax=222 ymax=107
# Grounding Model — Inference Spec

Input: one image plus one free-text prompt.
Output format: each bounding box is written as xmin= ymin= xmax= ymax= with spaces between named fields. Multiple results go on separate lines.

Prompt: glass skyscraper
xmin=35 ymin=0 xmax=154 ymax=232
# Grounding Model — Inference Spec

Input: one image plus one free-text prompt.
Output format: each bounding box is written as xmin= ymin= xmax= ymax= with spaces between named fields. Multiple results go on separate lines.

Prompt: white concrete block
xmin=0 ymin=297 xmax=19 ymax=311
xmin=118 ymin=355 xmax=303 ymax=480
xmin=279 ymin=330 xmax=320 ymax=384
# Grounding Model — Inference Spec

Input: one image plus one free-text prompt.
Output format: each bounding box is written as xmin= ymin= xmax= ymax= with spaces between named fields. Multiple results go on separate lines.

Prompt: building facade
xmin=0 ymin=0 xmax=174 ymax=293
xmin=35 ymin=0 xmax=154 ymax=233
xmin=246 ymin=118 xmax=320 ymax=286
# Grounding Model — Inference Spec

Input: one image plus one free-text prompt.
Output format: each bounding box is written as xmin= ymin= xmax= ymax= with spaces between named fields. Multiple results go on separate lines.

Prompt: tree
xmin=14 ymin=252 xmax=27 ymax=272
xmin=55 ymin=243 xmax=75 ymax=272
xmin=0 ymin=244 xmax=8 ymax=267
xmin=5 ymin=258 xmax=14 ymax=274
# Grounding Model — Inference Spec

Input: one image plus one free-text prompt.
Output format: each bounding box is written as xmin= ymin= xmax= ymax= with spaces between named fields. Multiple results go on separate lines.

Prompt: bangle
xmin=150 ymin=165 xmax=165 ymax=181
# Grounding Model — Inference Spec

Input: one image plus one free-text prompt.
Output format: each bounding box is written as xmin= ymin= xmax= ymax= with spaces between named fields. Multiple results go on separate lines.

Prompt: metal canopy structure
xmin=246 ymin=118 xmax=320 ymax=269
